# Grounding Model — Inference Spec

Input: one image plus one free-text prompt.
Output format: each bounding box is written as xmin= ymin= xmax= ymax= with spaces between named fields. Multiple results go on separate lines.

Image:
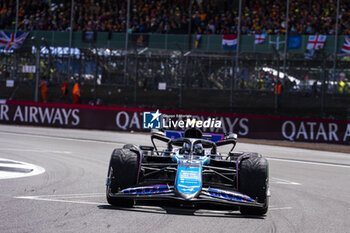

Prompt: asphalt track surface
xmin=0 ymin=125 xmax=349 ymax=233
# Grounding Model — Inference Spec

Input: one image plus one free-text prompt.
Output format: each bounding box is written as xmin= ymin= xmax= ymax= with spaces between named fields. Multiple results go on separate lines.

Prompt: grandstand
xmin=0 ymin=0 xmax=350 ymax=119
xmin=1 ymin=0 xmax=350 ymax=34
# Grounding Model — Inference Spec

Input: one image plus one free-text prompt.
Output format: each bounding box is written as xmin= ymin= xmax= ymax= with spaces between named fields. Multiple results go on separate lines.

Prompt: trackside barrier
xmin=0 ymin=100 xmax=349 ymax=145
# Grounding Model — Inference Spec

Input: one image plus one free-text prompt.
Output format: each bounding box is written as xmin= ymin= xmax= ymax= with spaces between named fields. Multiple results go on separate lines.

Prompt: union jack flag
xmin=0 ymin=31 xmax=29 ymax=52
xmin=340 ymin=36 xmax=350 ymax=55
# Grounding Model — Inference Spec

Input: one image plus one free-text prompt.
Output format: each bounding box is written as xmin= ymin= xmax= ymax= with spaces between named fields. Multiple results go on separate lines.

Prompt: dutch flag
xmin=222 ymin=34 xmax=237 ymax=50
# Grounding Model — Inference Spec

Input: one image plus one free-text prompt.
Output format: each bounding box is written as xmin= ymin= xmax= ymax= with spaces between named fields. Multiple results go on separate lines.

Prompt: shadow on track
xmin=98 ymin=204 xmax=265 ymax=219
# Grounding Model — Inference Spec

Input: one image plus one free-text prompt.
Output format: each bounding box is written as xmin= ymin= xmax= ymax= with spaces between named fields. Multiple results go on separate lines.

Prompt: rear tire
xmin=238 ymin=153 xmax=269 ymax=216
xmin=106 ymin=148 xmax=140 ymax=207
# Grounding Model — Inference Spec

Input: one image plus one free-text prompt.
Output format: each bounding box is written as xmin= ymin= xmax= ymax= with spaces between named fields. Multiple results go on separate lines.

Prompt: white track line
xmin=0 ymin=131 xmax=121 ymax=145
xmin=2 ymin=131 xmax=349 ymax=169
xmin=16 ymin=193 xmax=105 ymax=199
xmin=16 ymin=196 xmax=105 ymax=205
xmin=269 ymin=206 xmax=293 ymax=210
xmin=0 ymin=148 xmax=71 ymax=154
xmin=0 ymin=158 xmax=45 ymax=179
xmin=270 ymin=177 xmax=301 ymax=185
xmin=268 ymin=157 xmax=350 ymax=169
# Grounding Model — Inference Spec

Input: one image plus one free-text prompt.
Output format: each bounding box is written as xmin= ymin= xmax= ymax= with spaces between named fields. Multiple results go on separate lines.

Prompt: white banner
xmin=22 ymin=65 xmax=36 ymax=73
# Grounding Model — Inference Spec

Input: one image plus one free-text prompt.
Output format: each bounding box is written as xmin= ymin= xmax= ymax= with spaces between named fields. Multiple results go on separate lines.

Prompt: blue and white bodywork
xmin=173 ymin=150 xmax=208 ymax=199
xmin=107 ymin=128 xmax=269 ymax=214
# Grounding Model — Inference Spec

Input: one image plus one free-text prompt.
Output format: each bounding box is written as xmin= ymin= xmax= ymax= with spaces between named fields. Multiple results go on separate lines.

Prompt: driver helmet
xmin=181 ymin=142 xmax=191 ymax=154
xmin=193 ymin=143 xmax=204 ymax=155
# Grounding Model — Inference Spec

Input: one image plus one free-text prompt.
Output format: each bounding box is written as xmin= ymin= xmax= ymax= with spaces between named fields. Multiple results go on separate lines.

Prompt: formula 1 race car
xmin=106 ymin=128 xmax=269 ymax=215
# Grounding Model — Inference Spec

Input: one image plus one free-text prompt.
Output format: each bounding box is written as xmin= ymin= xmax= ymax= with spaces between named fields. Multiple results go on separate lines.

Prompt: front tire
xmin=106 ymin=148 xmax=140 ymax=207
xmin=238 ymin=153 xmax=269 ymax=216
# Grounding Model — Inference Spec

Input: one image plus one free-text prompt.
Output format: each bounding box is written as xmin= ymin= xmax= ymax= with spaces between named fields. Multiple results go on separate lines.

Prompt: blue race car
xmin=106 ymin=128 xmax=269 ymax=216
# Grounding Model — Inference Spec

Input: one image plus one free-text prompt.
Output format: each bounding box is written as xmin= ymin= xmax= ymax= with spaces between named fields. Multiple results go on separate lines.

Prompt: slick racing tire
xmin=106 ymin=148 xmax=140 ymax=207
xmin=238 ymin=153 xmax=269 ymax=216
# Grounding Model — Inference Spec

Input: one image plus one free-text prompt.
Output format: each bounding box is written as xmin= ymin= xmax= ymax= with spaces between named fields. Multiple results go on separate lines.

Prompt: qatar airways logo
xmin=281 ymin=120 xmax=350 ymax=142
xmin=143 ymin=110 xmax=222 ymax=129
xmin=0 ymin=105 xmax=80 ymax=126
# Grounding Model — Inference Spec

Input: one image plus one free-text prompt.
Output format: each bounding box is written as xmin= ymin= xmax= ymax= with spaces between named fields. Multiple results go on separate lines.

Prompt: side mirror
xmin=216 ymin=134 xmax=237 ymax=152
xmin=225 ymin=133 xmax=238 ymax=140
xmin=151 ymin=129 xmax=166 ymax=137
xmin=151 ymin=130 xmax=169 ymax=155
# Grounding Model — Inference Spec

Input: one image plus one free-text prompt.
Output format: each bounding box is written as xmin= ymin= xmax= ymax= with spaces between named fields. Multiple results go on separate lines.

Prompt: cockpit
xmin=179 ymin=141 xmax=205 ymax=156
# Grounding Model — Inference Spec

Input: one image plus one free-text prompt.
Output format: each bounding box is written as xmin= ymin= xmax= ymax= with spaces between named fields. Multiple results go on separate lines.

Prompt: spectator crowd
xmin=0 ymin=0 xmax=349 ymax=35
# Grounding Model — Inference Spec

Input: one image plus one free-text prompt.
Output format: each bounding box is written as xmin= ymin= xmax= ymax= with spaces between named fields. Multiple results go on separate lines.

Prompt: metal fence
xmin=2 ymin=43 xmax=349 ymax=91
xmin=1 ymin=37 xmax=350 ymax=118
